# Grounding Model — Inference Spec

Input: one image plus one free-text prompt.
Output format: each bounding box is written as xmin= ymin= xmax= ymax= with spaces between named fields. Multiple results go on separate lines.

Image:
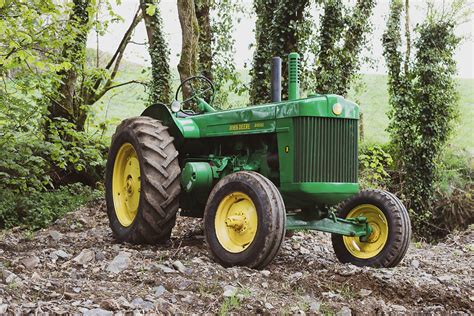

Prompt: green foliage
xmin=306 ymin=0 xmax=376 ymax=96
xmin=359 ymin=144 xmax=393 ymax=189
xmin=382 ymin=0 xmax=464 ymax=235
xmin=250 ymin=0 xmax=308 ymax=104
xmin=0 ymin=92 xmax=106 ymax=192
xmin=430 ymin=149 xmax=474 ymax=236
xmin=250 ymin=0 xmax=375 ymax=103
xmin=249 ymin=0 xmax=276 ymax=104
xmin=175 ymin=0 xmax=248 ymax=109
xmin=0 ymin=183 xmax=102 ymax=230
xmin=142 ymin=0 xmax=172 ymax=105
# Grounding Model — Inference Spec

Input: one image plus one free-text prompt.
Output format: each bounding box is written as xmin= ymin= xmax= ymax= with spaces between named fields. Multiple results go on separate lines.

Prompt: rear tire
xmin=105 ymin=117 xmax=181 ymax=244
xmin=331 ymin=189 xmax=411 ymax=268
xmin=204 ymin=171 xmax=286 ymax=269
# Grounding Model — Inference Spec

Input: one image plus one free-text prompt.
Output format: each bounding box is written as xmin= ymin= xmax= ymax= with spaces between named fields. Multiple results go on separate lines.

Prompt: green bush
xmin=359 ymin=144 xmax=394 ymax=189
xmin=0 ymin=183 xmax=102 ymax=230
xmin=430 ymin=149 xmax=474 ymax=237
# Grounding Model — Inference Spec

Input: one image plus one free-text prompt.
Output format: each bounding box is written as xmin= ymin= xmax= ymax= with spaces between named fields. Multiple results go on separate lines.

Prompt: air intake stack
xmin=288 ymin=52 xmax=300 ymax=101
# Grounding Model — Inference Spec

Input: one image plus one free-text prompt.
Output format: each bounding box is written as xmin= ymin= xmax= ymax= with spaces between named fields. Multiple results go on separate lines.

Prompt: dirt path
xmin=1 ymin=199 xmax=473 ymax=314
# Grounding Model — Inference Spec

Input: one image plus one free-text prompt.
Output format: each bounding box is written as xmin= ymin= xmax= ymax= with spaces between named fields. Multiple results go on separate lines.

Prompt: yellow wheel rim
xmin=215 ymin=192 xmax=258 ymax=253
xmin=343 ymin=204 xmax=388 ymax=259
xmin=112 ymin=143 xmax=141 ymax=227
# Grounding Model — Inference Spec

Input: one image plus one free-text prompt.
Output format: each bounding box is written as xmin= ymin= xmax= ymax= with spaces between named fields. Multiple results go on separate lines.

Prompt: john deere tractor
xmin=105 ymin=53 xmax=411 ymax=269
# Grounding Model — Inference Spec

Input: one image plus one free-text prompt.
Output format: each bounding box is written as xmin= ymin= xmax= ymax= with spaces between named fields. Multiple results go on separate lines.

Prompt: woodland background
xmin=0 ymin=0 xmax=473 ymax=240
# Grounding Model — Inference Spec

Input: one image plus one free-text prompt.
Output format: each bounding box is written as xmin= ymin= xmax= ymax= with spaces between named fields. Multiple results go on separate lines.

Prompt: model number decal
xmin=229 ymin=122 xmax=264 ymax=131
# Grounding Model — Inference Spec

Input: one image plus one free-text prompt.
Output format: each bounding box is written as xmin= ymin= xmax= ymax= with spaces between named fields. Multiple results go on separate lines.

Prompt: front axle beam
xmin=286 ymin=213 xmax=372 ymax=237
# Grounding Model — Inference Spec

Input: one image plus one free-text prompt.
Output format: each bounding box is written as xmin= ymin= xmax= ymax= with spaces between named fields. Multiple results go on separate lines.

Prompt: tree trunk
xmin=271 ymin=0 xmax=309 ymax=99
xmin=250 ymin=0 xmax=309 ymax=104
xmin=177 ymin=0 xmax=199 ymax=109
xmin=404 ymin=0 xmax=410 ymax=75
xmin=250 ymin=0 xmax=277 ymax=104
xmin=195 ymin=0 xmax=212 ymax=80
xmin=48 ymin=0 xmax=91 ymax=131
xmin=140 ymin=0 xmax=172 ymax=105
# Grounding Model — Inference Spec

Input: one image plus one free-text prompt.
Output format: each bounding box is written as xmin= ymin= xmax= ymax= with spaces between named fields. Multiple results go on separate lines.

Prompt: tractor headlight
xmin=171 ymin=100 xmax=181 ymax=113
xmin=332 ymin=103 xmax=342 ymax=115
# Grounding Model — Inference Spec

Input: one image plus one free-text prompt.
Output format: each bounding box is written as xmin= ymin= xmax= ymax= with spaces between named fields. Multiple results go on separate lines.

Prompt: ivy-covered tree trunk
xmin=177 ymin=0 xmax=199 ymax=105
xmin=315 ymin=0 xmax=375 ymax=96
xmin=250 ymin=0 xmax=308 ymax=103
xmin=271 ymin=0 xmax=309 ymax=98
xmin=48 ymin=0 xmax=91 ymax=131
xmin=383 ymin=0 xmax=460 ymax=235
xmin=140 ymin=0 xmax=172 ymax=105
xmin=249 ymin=0 xmax=276 ymax=104
xmin=195 ymin=0 xmax=212 ymax=80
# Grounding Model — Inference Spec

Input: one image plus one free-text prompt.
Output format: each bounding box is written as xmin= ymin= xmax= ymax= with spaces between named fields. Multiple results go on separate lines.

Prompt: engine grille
xmin=294 ymin=117 xmax=358 ymax=183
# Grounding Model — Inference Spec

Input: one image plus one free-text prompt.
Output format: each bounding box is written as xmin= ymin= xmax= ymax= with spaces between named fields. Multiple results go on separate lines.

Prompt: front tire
xmin=331 ymin=189 xmax=411 ymax=267
xmin=105 ymin=117 xmax=181 ymax=244
xmin=204 ymin=171 xmax=286 ymax=269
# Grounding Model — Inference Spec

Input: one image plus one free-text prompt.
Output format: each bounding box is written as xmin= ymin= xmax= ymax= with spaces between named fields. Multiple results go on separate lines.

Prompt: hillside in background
xmin=92 ymin=60 xmax=474 ymax=154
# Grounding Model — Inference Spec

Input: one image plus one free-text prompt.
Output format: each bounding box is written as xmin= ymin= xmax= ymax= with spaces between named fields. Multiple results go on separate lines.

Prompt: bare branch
xmin=92 ymin=6 xmax=143 ymax=93
xmin=93 ymin=80 xmax=146 ymax=103
xmin=105 ymin=7 xmax=143 ymax=73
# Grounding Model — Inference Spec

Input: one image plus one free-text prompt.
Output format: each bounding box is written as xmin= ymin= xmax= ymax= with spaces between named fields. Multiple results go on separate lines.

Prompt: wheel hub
xmin=225 ymin=214 xmax=248 ymax=233
xmin=112 ymin=143 xmax=141 ymax=227
xmin=366 ymin=223 xmax=381 ymax=243
xmin=342 ymin=204 xmax=389 ymax=259
xmin=215 ymin=192 xmax=258 ymax=253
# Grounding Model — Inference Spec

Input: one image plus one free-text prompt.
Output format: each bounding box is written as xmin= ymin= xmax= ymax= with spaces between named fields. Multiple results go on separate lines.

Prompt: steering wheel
xmin=175 ymin=76 xmax=215 ymax=108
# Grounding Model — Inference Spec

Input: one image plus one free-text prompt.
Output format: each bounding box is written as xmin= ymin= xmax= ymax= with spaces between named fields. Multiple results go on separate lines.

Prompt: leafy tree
xmin=250 ymin=0 xmax=375 ymax=103
xmin=311 ymin=0 xmax=376 ymax=96
xmin=140 ymin=0 xmax=172 ymax=105
xmin=209 ymin=0 xmax=246 ymax=108
xmin=250 ymin=0 xmax=308 ymax=104
xmin=177 ymin=0 xmax=200 ymax=107
xmin=195 ymin=0 xmax=213 ymax=81
xmin=0 ymin=0 xmax=144 ymax=187
xmin=383 ymin=0 xmax=463 ymax=233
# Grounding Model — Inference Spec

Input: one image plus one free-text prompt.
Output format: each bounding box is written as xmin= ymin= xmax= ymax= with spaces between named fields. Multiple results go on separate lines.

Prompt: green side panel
xmin=175 ymin=94 xmax=359 ymax=139
xmin=176 ymin=118 xmax=200 ymax=138
xmin=189 ymin=104 xmax=277 ymax=137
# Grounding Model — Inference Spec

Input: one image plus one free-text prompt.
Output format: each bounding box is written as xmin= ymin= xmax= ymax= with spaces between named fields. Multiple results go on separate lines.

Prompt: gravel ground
xmin=0 ymin=199 xmax=473 ymax=314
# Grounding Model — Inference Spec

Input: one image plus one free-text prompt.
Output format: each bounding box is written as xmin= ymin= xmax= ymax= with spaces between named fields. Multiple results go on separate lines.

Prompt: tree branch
xmin=92 ymin=80 xmax=146 ymax=103
xmin=92 ymin=7 xmax=143 ymax=93
xmin=105 ymin=7 xmax=143 ymax=72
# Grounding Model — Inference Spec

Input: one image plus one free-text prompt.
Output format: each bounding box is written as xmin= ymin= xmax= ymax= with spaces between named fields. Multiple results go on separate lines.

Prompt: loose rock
xmin=223 ymin=285 xmax=238 ymax=297
xmin=153 ymin=285 xmax=167 ymax=297
xmin=21 ymin=255 xmax=40 ymax=269
xmin=106 ymin=252 xmax=131 ymax=274
xmin=49 ymin=230 xmax=63 ymax=241
xmin=73 ymin=249 xmax=95 ymax=265
xmin=337 ymin=306 xmax=352 ymax=316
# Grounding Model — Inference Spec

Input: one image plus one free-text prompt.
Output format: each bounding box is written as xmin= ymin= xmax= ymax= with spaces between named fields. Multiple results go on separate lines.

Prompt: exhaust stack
xmin=271 ymin=57 xmax=282 ymax=102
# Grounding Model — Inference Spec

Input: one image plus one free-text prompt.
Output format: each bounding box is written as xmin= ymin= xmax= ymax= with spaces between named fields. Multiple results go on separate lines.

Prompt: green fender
xmin=141 ymin=104 xmax=200 ymax=147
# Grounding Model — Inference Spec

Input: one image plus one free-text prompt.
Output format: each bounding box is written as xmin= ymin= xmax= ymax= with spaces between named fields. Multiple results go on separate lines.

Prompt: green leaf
xmin=145 ymin=4 xmax=156 ymax=16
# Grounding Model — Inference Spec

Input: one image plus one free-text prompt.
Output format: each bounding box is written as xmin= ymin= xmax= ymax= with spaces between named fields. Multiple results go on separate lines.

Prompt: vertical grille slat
xmin=293 ymin=117 xmax=358 ymax=183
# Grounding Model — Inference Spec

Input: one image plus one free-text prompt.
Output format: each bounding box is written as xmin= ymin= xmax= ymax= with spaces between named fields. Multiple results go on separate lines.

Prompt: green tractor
xmin=105 ymin=53 xmax=411 ymax=269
